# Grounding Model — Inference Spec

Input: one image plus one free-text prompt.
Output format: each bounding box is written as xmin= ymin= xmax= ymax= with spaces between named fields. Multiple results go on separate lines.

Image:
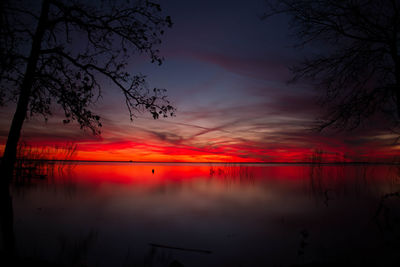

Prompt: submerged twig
xmin=148 ymin=243 xmax=212 ymax=254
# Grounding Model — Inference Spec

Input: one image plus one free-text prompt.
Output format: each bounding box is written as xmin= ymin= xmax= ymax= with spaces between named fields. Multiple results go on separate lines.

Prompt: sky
xmin=0 ymin=0 xmax=399 ymax=162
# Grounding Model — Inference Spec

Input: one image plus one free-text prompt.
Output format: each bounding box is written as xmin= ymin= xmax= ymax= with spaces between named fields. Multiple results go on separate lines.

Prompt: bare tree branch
xmin=265 ymin=0 xmax=400 ymax=132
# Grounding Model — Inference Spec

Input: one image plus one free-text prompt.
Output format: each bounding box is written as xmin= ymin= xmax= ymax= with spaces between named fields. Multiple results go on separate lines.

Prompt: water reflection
xmin=209 ymin=163 xmax=255 ymax=186
xmin=306 ymin=164 xmax=388 ymax=206
xmin=0 ymin=185 xmax=15 ymax=259
xmin=2 ymin=163 xmax=400 ymax=266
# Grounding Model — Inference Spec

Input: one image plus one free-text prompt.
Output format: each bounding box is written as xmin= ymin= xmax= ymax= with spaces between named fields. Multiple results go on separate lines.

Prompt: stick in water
xmin=149 ymin=243 xmax=212 ymax=254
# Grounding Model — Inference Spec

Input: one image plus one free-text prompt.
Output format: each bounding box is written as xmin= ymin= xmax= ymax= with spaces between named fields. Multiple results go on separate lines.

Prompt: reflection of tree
xmin=304 ymin=163 xmax=400 ymax=265
xmin=373 ymin=160 xmax=400 ymax=246
xmin=306 ymin=164 xmax=378 ymax=206
xmin=389 ymin=158 xmax=400 ymax=185
xmin=373 ymin=191 xmax=400 ymax=246
xmin=0 ymin=185 xmax=15 ymax=259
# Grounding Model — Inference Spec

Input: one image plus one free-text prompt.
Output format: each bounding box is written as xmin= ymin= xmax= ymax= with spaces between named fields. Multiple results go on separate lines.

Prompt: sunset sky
xmin=0 ymin=0 xmax=399 ymax=162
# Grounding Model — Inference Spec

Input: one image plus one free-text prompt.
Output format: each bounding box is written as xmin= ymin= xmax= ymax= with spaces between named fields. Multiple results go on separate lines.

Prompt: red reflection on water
xmin=52 ymin=163 xmax=396 ymax=188
xmin=10 ymin=162 xmax=400 ymax=267
xmin=70 ymin=163 xmax=213 ymax=185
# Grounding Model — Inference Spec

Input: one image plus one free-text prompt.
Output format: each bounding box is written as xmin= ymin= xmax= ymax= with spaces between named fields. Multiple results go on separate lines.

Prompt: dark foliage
xmin=264 ymin=0 xmax=400 ymax=131
xmin=1 ymin=0 xmax=174 ymax=133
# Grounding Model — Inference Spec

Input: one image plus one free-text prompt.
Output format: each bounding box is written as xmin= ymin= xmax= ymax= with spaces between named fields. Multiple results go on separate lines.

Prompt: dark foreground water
xmin=3 ymin=163 xmax=400 ymax=266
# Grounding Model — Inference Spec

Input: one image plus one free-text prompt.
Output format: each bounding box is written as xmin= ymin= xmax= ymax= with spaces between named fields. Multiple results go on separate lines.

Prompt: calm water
xmin=5 ymin=163 xmax=400 ymax=266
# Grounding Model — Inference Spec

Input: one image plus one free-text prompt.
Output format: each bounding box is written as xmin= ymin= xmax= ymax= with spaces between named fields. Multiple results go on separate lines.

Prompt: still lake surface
xmin=8 ymin=162 xmax=400 ymax=266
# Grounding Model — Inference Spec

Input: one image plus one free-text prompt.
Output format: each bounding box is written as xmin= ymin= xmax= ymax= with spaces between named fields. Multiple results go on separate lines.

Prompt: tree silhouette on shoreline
xmin=264 ymin=0 xmax=400 ymax=132
xmin=0 ymin=0 xmax=175 ymax=180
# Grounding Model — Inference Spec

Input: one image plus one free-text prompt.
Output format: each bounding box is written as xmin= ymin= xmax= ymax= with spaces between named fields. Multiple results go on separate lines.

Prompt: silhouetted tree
xmin=0 ymin=0 xmax=174 ymax=180
xmin=264 ymin=0 xmax=400 ymax=131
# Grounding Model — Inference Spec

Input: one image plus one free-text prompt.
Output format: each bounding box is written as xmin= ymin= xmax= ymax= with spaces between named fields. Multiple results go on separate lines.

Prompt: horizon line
xmin=7 ymin=158 xmax=400 ymax=165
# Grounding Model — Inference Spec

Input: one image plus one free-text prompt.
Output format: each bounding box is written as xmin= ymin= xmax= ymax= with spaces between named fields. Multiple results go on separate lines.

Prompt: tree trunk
xmin=397 ymin=84 xmax=400 ymax=120
xmin=396 ymin=55 xmax=400 ymax=120
xmin=0 ymin=0 xmax=49 ymax=183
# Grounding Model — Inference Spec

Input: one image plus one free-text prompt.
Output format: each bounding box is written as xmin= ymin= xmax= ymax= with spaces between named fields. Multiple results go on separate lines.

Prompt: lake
xmin=4 ymin=162 xmax=400 ymax=266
